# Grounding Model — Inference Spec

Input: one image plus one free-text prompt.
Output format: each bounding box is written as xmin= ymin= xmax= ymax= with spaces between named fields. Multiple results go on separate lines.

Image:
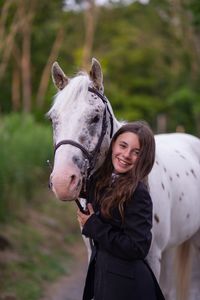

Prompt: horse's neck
xmin=94 ymin=117 xmax=121 ymax=172
xmin=113 ymin=117 xmax=122 ymax=134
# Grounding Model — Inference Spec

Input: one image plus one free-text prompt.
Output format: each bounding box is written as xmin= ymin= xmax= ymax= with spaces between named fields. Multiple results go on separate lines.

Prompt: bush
xmin=0 ymin=114 xmax=53 ymax=221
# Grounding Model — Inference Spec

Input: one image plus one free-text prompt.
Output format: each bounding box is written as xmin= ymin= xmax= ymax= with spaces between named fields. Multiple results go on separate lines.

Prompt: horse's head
xmin=48 ymin=58 xmax=117 ymax=201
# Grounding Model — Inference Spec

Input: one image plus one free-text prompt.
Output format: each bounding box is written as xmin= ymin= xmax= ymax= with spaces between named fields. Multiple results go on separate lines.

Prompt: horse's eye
xmin=90 ymin=115 xmax=100 ymax=124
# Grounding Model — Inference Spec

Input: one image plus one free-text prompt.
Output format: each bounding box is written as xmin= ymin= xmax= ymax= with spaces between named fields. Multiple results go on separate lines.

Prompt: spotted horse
xmin=47 ymin=58 xmax=200 ymax=300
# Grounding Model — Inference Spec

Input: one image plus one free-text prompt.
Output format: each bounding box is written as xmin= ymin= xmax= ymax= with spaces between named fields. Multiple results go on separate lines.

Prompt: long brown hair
xmin=94 ymin=121 xmax=155 ymax=220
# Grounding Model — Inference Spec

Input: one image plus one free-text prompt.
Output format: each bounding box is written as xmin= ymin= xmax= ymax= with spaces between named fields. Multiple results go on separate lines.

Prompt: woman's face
xmin=112 ymin=132 xmax=140 ymax=174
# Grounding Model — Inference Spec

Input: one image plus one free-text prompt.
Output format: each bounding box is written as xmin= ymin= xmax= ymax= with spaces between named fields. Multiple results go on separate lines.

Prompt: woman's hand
xmin=77 ymin=203 xmax=94 ymax=227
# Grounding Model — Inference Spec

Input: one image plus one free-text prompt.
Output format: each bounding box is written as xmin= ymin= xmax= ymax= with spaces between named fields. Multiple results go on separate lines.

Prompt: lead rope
xmin=75 ymin=199 xmax=88 ymax=214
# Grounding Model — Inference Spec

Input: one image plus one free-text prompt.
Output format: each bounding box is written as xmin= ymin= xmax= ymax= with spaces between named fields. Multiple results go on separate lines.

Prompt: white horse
xmin=48 ymin=58 xmax=200 ymax=300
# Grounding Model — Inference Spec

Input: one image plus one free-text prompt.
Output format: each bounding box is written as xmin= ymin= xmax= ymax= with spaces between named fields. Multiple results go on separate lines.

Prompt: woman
xmin=77 ymin=121 xmax=165 ymax=300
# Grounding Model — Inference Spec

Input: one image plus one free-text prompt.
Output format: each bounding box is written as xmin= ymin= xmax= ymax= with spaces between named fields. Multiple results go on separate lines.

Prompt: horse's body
xmin=48 ymin=58 xmax=200 ymax=300
xmin=148 ymin=133 xmax=200 ymax=299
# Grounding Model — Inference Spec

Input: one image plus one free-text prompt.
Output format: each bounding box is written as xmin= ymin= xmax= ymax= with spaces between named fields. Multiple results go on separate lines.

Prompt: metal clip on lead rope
xmin=75 ymin=199 xmax=89 ymax=215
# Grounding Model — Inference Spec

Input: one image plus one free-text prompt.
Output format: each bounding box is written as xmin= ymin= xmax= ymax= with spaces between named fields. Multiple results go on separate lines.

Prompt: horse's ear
xmin=51 ymin=62 xmax=69 ymax=90
xmin=90 ymin=58 xmax=103 ymax=91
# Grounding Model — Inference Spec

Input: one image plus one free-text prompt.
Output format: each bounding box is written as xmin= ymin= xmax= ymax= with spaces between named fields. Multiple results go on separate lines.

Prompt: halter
xmin=53 ymin=87 xmax=114 ymax=202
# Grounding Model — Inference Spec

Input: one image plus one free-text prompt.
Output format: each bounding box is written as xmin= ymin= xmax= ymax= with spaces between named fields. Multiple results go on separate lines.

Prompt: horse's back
xmin=149 ymin=132 xmax=200 ymax=248
xmin=155 ymin=133 xmax=200 ymax=159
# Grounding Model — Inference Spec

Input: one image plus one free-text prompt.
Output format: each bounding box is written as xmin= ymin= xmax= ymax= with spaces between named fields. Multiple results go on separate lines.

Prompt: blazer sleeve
xmin=82 ymin=182 xmax=153 ymax=260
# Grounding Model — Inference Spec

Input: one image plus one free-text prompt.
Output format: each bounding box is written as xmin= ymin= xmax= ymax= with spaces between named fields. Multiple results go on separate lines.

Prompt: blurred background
xmin=0 ymin=0 xmax=200 ymax=299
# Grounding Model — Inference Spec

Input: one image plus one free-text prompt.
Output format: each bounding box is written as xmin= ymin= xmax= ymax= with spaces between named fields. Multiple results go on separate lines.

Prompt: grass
xmin=0 ymin=189 xmax=82 ymax=300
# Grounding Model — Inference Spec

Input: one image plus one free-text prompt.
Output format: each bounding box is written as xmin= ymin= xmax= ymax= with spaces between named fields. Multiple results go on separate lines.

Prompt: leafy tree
xmin=1 ymin=0 xmax=200 ymax=134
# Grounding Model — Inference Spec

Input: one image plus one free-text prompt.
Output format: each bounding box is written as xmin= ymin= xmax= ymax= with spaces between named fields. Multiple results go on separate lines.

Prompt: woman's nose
xmin=123 ymin=149 xmax=131 ymax=158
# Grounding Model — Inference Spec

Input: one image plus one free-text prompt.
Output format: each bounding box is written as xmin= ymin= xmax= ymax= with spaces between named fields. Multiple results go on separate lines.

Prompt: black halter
xmin=53 ymin=87 xmax=114 ymax=198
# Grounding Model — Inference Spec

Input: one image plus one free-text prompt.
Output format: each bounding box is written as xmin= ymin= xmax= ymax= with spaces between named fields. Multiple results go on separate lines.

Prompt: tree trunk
xmin=12 ymin=63 xmax=21 ymax=111
xmin=19 ymin=0 xmax=37 ymax=113
xmin=21 ymin=21 xmax=32 ymax=113
xmin=157 ymin=113 xmax=167 ymax=133
xmin=36 ymin=28 xmax=64 ymax=109
xmin=0 ymin=5 xmax=24 ymax=80
xmin=82 ymin=0 xmax=98 ymax=71
xmin=0 ymin=1 xmax=13 ymax=48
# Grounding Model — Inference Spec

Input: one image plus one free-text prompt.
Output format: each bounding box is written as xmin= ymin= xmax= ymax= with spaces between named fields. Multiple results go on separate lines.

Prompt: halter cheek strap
xmin=88 ymin=87 xmax=113 ymax=139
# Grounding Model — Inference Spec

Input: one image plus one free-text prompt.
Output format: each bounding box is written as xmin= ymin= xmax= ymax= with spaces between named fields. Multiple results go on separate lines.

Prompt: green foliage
xmin=4 ymin=248 xmax=67 ymax=299
xmin=0 ymin=114 xmax=53 ymax=221
xmin=1 ymin=0 xmax=200 ymax=131
xmin=167 ymin=87 xmax=199 ymax=133
xmin=92 ymin=3 xmax=173 ymax=128
xmin=0 ymin=197 xmax=80 ymax=300
xmin=189 ymin=0 xmax=200 ymax=28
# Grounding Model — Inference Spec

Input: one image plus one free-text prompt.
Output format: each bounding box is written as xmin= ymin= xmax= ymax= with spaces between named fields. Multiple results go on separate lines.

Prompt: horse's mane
xmin=47 ymin=72 xmax=90 ymax=118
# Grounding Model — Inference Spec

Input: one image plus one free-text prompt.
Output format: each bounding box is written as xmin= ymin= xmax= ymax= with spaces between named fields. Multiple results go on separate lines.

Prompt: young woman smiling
xmin=77 ymin=121 xmax=165 ymax=300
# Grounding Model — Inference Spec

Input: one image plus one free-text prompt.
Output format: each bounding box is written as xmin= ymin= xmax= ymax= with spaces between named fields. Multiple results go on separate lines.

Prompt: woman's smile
xmin=116 ymin=157 xmax=131 ymax=167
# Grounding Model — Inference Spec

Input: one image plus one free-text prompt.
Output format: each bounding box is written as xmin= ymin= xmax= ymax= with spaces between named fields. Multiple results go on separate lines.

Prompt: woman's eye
xmin=133 ymin=150 xmax=140 ymax=156
xmin=119 ymin=144 xmax=126 ymax=148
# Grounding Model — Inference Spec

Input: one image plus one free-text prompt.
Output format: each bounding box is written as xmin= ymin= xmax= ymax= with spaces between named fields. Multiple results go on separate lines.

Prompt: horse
xmin=47 ymin=58 xmax=200 ymax=300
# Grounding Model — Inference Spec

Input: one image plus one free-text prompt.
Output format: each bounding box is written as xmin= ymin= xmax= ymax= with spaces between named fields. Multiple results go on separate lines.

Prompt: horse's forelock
xmin=48 ymin=73 xmax=91 ymax=118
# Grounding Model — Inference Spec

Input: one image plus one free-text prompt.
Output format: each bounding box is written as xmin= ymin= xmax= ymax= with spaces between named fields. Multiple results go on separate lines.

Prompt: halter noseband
xmin=53 ymin=87 xmax=114 ymax=197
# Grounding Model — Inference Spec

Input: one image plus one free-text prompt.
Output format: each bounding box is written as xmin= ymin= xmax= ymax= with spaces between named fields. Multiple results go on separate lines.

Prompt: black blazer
xmin=82 ymin=179 xmax=165 ymax=300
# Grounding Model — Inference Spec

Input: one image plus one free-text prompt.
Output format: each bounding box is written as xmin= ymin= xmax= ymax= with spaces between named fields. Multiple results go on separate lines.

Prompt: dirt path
xmin=41 ymin=240 xmax=88 ymax=300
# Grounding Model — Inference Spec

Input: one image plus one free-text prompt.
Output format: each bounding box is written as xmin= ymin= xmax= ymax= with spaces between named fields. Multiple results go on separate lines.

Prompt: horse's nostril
xmin=48 ymin=179 xmax=53 ymax=190
xmin=70 ymin=175 xmax=76 ymax=185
